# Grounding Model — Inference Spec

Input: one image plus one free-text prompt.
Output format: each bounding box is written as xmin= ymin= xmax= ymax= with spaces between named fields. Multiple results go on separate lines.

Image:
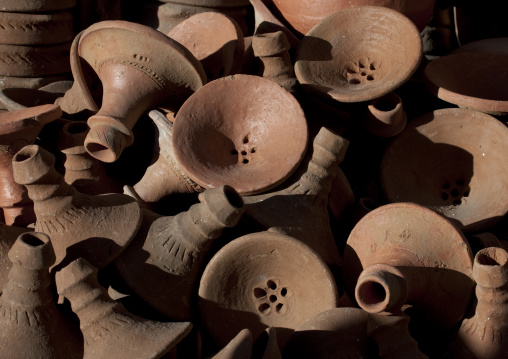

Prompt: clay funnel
xmin=77 ymin=20 xmax=206 ymax=163
xmin=242 ymin=127 xmax=349 ymax=268
xmin=0 ymin=222 xmax=33 ymax=293
xmin=114 ymin=185 xmax=245 ymax=321
xmin=380 ymin=108 xmax=508 ymax=233
xmin=11 ymin=144 xmax=142 ymax=270
xmin=362 ymin=92 xmax=407 ymax=138
xmin=282 ymin=308 xmax=369 ymax=358
xmin=0 ymin=104 xmax=61 ymax=226
xmin=198 ymin=231 xmax=339 ymax=349
xmin=167 ymin=12 xmax=244 ymax=80
xmin=173 ymin=74 xmax=308 ymax=195
xmin=0 ymin=232 xmax=83 ymax=359
xmin=56 ymin=258 xmax=192 ymax=359
xmin=295 ymin=6 xmax=422 ymax=103
xmin=343 ymin=202 xmax=475 ymax=331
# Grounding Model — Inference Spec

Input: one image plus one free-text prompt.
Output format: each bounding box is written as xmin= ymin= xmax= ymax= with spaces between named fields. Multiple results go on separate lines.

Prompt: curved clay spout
xmin=0 ymin=222 xmax=32 ymax=294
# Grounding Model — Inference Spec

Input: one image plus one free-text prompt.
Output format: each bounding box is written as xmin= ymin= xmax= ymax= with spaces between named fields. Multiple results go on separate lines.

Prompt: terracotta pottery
xmin=362 ymin=92 xmax=407 ymax=138
xmin=295 ymin=6 xmax=422 ymax=103
xmin=173 ymin=74 xmax=308 ymax=195
xmin=262 ymin=327 xmax=282 ymax=359
xmin=252 ymin=31 xmax=297 ymax=92
xmin=0 ymin=232 xmax=83 ymax=359
xmin=0 ymin=73 xmax=70 ymax=91
xmin=242 ymin=127 xmax=349 ymax=268
xmin=126 ymin=109 xmax=203 ymax=211
xmin=11 ymin=144 xmax=142 ymax=270
xmin=167 ymin=12 xmax=244 ymax=80
xmin=468 ymin=232 xmax=508 ymax=256
xmin=160 ymin=0 xmax=250 ymax=7
xmin=453 ymin=247 xmax=508 ymax=358
xmin=282 ymin=308 xmax=369 ymax=358
xmin=424 ymin=52 xmax=508 ymax=116
xmin=210 ymin=328 xmax=253 ymax=359
xmin=56 ymin=258 xmax=192 ymax=359
xmin=0 ymin=11 xmax=74 ymax=46
xmin=0 ymin=0 xmax=77 ymax=12
xmin=199 ymin=231 xmax=339 ymax=348
xmin=77 ymin=20 xmax=206 ymax=163
xmin=38 ymin=79 xmax=73 ymax=94
xmin=343 ymin=202 xmax=475 ymax=331
xmin=0 ymin=222 xmax=32 ymax=293
xmin=380 ymin=108 xmax=508 ymax=233
xmin=114 ymin=185 xmax=245 ymax=321
xmin=0 ymin=87 xmax=63 ymax=111
xmin=0 ymin=42 xmax=71 ymax=77
xmin=0 ymin=104 xmax=61 ymax=226
xmin=58 ymin=120 xmax=121 ymax=195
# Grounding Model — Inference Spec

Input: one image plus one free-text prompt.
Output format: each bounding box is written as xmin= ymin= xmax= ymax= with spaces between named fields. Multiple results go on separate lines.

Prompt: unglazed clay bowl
xmin=295 ymin=6 xmax=422 ymax=103
xmin=173 ymin=74 xmax=308 ymax=195
xmin=380 ymin=108 xmax=508 ymax=233
xmin=198 ymin=231 xmax=339 ymax=348
xmin=424 ymin=52 xmax=508 ymax=115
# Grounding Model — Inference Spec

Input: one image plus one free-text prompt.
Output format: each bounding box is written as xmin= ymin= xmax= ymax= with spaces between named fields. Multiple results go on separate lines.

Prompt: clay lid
xmin=173 ymin=74 xmax=308 ymax=195
xmin=167 ymin=12 xmax=244 ymax=80
xmin=0 ymin=104 xmax=61 ymax=139
xmin=343 ymin=202 xmax=474 ymax=330
xmin=380 ymin=108 xmax=508 ymax=233
xmin=198 ymin=231 xmax=339 ymax=348
xmin=295 ymin=6 xmax=422 ymax=103
xmin=424 ymin=52 xmax=508 ymax=115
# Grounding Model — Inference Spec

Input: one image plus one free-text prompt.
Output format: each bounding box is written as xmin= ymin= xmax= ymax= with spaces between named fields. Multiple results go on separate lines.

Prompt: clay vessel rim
xmin=0 ymin=104 xmax=61 ymax=136
xmin=452 ymin=37 xmax=508 ymax=56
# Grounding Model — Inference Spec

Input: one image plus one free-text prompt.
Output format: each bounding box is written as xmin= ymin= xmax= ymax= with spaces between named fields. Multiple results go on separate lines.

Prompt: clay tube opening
xmin=356 ymin=279 xmax=389 ymax=313
xmin=85 ymin=142 xmax=115 ymax=163
xmin=19 ymin=233 xmax=47 ymax=247
xmin=13 ymin=146 xmax=37 ymax=163
xmin=477 ymin=248 xmax=508 ymax=267
xmin=223 ymin=185 xmax=244 ymax=209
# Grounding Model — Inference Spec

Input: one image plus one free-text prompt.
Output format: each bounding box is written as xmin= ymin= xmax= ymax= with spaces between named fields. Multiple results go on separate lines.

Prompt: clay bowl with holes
xmin=424 ymin=52 xmax=508 ymax=116
xmin=199 ymin=231 xmax=339 ymax=349
xmin=380 ymin=108 xmax=508 ymax=233
xmin=172 ymin=74 xmax=308 ymax=195
xmin=295 ymin=6 xmax=422 ymax=103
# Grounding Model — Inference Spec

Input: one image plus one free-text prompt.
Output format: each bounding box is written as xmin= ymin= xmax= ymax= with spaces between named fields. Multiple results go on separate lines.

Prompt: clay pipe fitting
xmin=362 ymin=92 xmax=407 ymax=138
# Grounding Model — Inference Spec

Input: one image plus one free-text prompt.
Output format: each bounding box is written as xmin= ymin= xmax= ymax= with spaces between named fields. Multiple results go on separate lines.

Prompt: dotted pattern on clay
xmin=343 ymin=56 xmax=379 ymax=85
xmin=253 ymin=278 xmax=292 ymax=316
xmin=440 ymin=179 xmax=470 ymax=206
xmin=230 ymin=134 xmax=256 ymax=165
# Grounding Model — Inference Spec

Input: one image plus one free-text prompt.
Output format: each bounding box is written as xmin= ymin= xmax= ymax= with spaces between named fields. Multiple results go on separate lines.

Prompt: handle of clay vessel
xmin=84 ymin=115 xmax=133 ymax=163
xmin=473 ymin=247 xmax=508 ymax=288
xmin=355 ymin=263 xmax=408 ymax=314
xmin=362 ymin=92 xmax=407 ymax=138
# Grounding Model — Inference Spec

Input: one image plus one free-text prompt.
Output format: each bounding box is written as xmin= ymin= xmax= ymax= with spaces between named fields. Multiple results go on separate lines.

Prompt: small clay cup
xmin=362 ymin=92 xmax=407 ymax=138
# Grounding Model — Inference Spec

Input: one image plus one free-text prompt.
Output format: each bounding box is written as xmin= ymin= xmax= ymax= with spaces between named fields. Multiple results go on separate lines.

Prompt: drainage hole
xmin=241 ymin=150 xmax=247 ymax=155
xmin=251 ymin=148 xmax=256 ymax=153
xmin=267 ymin=280 xmax=277 ymax=290
xmin=269 ymin=295 xmax=277 ymax=303
xmin=258 ymin=303 xmax=270 ymax=314
xmin=242 ymin=159 xmax=249 ymax=164
xmin=349 ymin=78 xmax=361 ymax=85
xmin=254 ymin=288 xmax=267 ymax=298
xmin=276 ymin=303 xmax=284 ymax=313
xmin=441 ymin=193 xmax=449 ymax=201
xmin=453 ymin=199 xmax=462 ymax=206
xmin=451 ymin=189 xmax=460 ymax=198
xmin=281 ymin=288 xmax=287 ymax=297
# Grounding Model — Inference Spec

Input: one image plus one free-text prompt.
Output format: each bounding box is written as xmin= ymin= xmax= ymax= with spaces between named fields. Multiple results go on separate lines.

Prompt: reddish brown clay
xmin=0 ymin=0 xmax=77 ymax=12
xmin=295 ymin=6 xmax=422 ymax=103
xmin=0 ymin=222 xmax=32 ymax=293
xmin=0 ymin=87 xmax=65 ymax=112
xmin=167 ymin=12 xmax=244 ymax=80
xmin=173 ymin=74 xmax=308 ymax=195
xmin=198 ymin=231 xmax=339 ymax=348
xmin=210 ymin=328 xmax=253 ymax=359
xmin=252 ymin=31 xmax=297 ymax=92
xmin=0 ymin=104 xmax=61 ymax=226
xmin=56 ymin=258 xmax=192 ymax=359
xmin=0 ymin=73 xmax=70 ymax=91
xmin=78 ymin=20 xmax=206 ymax=163
xmin=282 ymin=308 xmax=369 ymax=358
xmin=424 ymin=52 xmax=508 ymax=115
xmin=343 ymin=202 xmax=475 ymax=331
xmin=11 ymin=144 xmax=142 ymax=270
xmin=362 ymin=92 xmax=407 ymax=138
xmin=452 ymin=247 xmax=508 ymax=359
xmin=114 ymin=185 xmax=244 ymax=321
xmin=0 ymin=232 xmax=83 ymax=359
xmin=243 ymin=127 xmax=349 ymax=268
xmin=380 ymin=108 xmax=508 ymax=233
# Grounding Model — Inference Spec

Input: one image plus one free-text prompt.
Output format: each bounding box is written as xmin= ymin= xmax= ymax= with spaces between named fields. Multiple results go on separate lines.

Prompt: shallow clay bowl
xmin=295 ymin=6 xmax=422 ymax=103
xmin=198 ymin=231 xmax=339 ymax=348
xmin=173 ymin=74 xmax=308 ymax=195
xmin=380 ymin=108 xmax=508 ymax=233
xmin=424 ymin=52 xmax=508 ymax=115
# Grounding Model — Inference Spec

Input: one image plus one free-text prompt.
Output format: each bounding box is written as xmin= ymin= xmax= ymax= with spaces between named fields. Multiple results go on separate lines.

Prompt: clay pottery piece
xmin=167 ymin=12 xmax=244 ymax=80
xmin=452 ymin=247 xmax=508 ymax=358
xmin=0 ymin=232 xmax=83 ymax=359
xmin=282 ymin=308 xmax=369 ymax=358
xmin=453 ymin=37 xmax=508 ymax=56
xmin=295 ymin=6 xmax=422 ymax=103
xmin=424 ymin=52 xmax=508 ymax=115
xmin=0 ymin=0 xmax=77 ymax=12
xmin=114 ymin=185 xmax=245 ymax=321
xmin=77 ymin=20 xmax=206 ymax=163
xmin=0 ymin=104 xmax=61 ymax=226
xmin=380 ymin=108 xmax=508 ymax=233
xmin=11 ymin=144 xmax=142 ymax=270
xmin=343 ymin=202 xmax=475 ymax=331
xmin=0 ymin=87 xmax=63 ymax=111
xmin=56 ymin=258 xmax=192 ymax=359
xmin=0 ymin=222 xmax=32 ymax=293
xmin=242 ymin=127 xmax=348 ymax=268
xmin=58 ymin=120 xmax=122 ymax=195
xmin=173 ymin=74 xmax=308 ymax=195
xmin=468 ymin=232 xmax=508 ymax=256
xmin=160 ymin=0 xmax=250 ymax=8
xmin=0 ymin=42 xmax=71 ymax=77
xmin=362 ymin=92 xmax=407 ymax=138
xmin=0 ymin=11 xmax=74 ymax=46
xmin=210 ymin=328 xmax=253 ymax=359
xmin=38 ymin=80 xmax=73 ymax=93
xmin=252 ymin=31 xmax=298 ymax=92
xmin=0 ymin=73 xmax=70 ymax=91
xmin=126 ymin=109 xmax=203 ymax=211
xmin=199 ymin=231 xmax=339 ymax=348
